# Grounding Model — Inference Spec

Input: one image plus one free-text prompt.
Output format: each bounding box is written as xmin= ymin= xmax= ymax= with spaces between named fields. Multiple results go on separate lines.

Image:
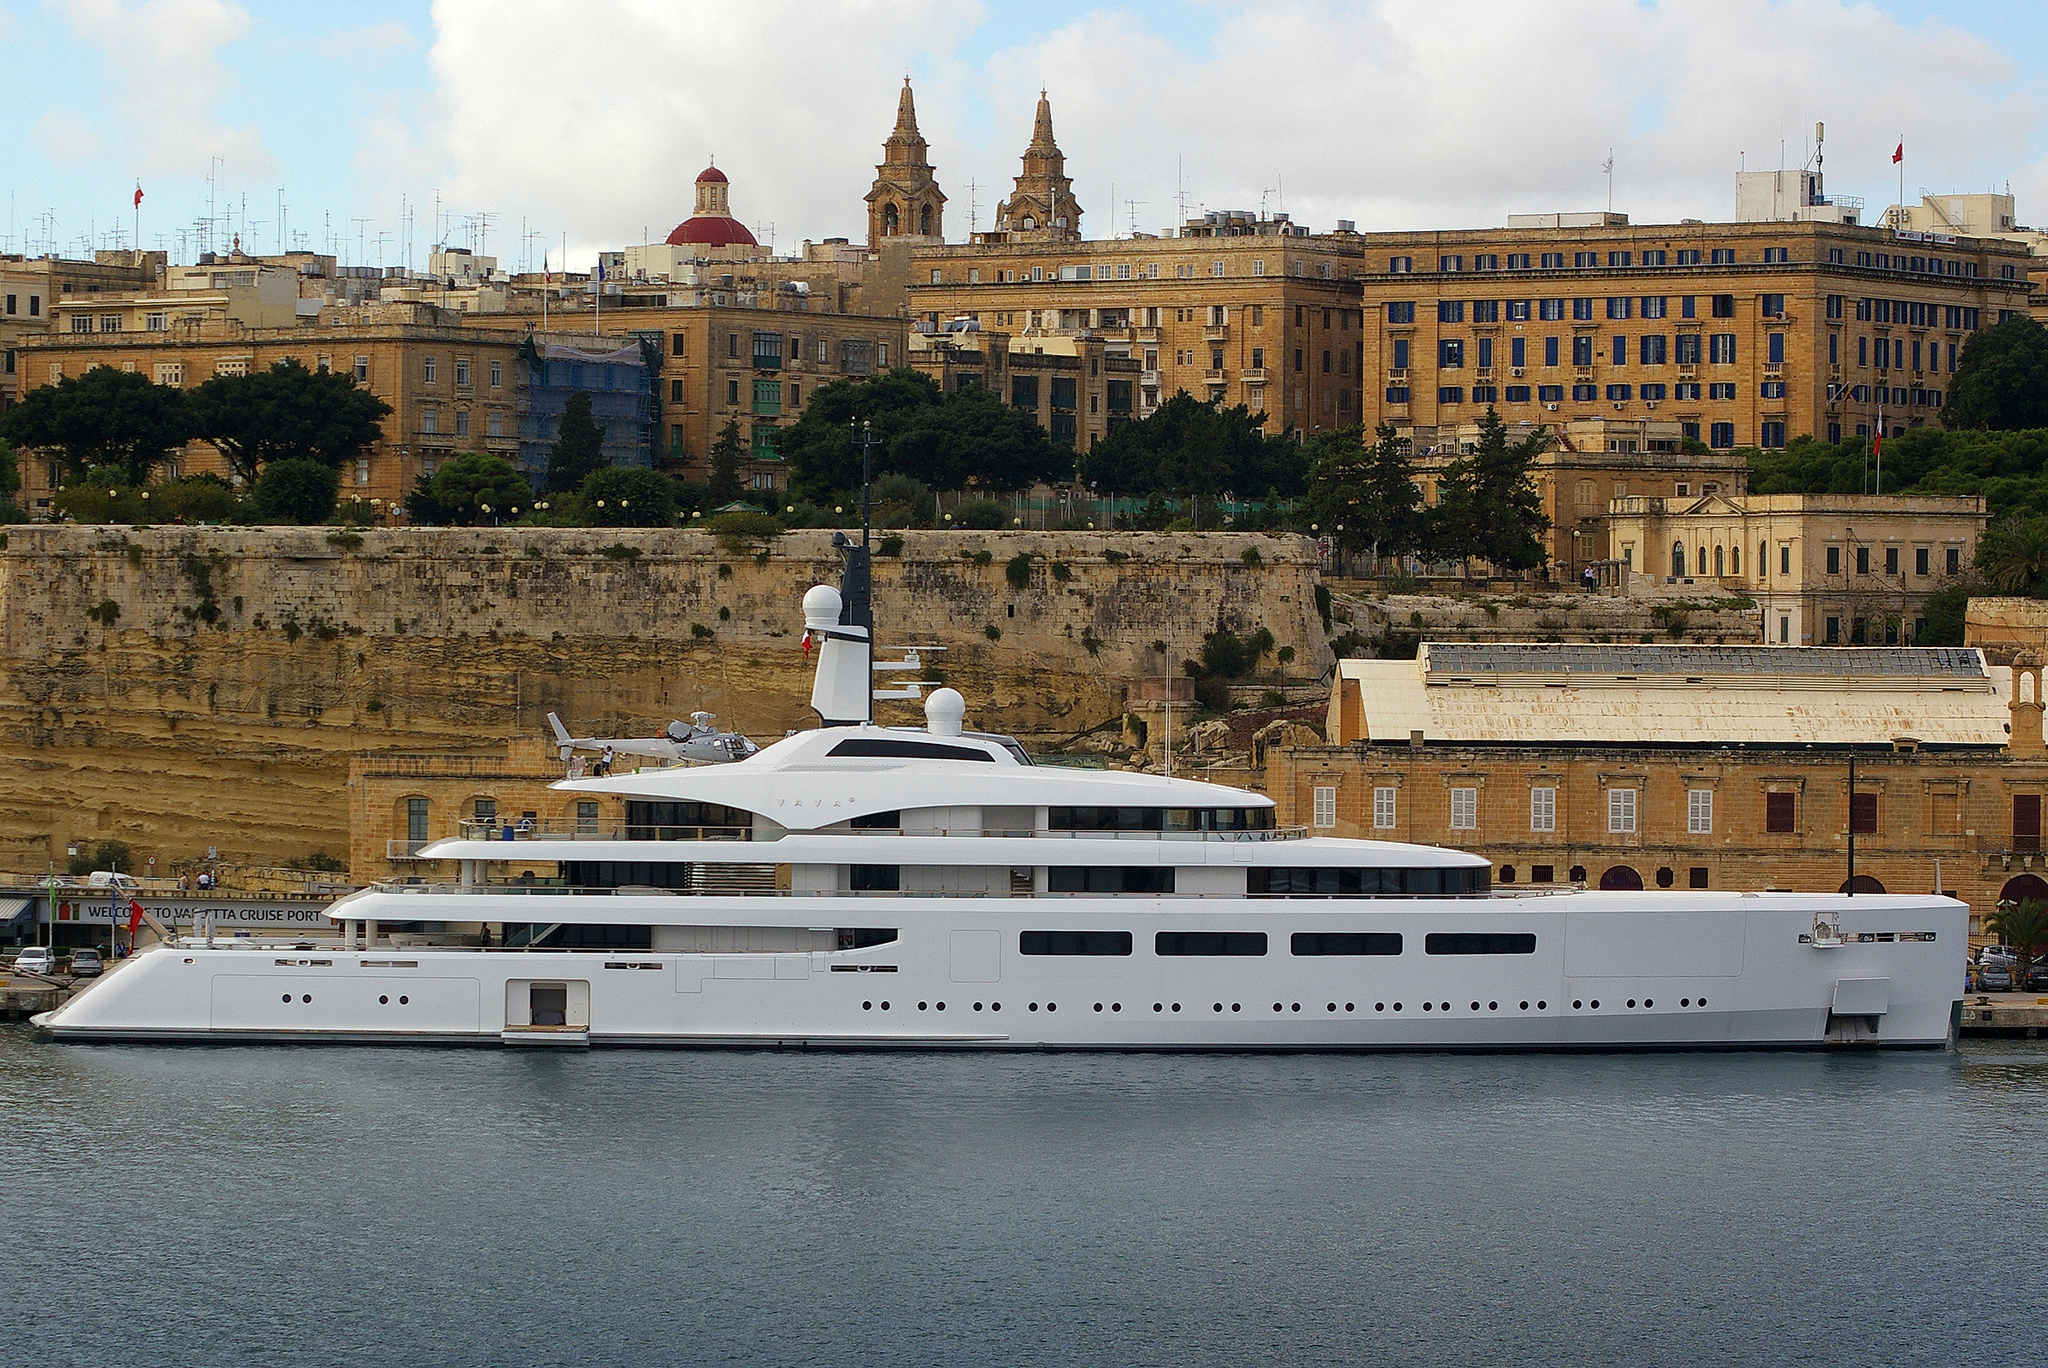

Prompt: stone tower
xmin=866 ymin=78 xmax=946 ymax=248
xmin=989 ymin=90 xmax=1081 ymax=243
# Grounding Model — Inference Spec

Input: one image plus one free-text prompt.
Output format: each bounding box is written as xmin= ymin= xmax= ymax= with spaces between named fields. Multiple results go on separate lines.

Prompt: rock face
xmin=0 ymin=526 xmax=1330 ymax=869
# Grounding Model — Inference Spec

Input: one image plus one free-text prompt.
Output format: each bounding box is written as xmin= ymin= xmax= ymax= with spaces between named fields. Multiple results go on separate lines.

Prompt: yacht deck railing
xmin=444 ymin=820 xmax=1309 ymax=845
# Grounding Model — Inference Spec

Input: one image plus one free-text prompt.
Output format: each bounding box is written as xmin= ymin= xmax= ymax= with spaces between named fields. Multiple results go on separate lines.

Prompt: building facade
xmin=14 ymin=303 xmax=634 ymax=512
xmin=1 ymin=251 xmax=163 ymax=408
xmin=1271 ymin=644 xmax=2048 ymax=938
xmin=908 ymin=323 xmax=1141 ymax=452
xmin=1606 ymin=492 xmax=1986 ymax=645
xmin=1352 ymin=217 xmax=2032 ymax=449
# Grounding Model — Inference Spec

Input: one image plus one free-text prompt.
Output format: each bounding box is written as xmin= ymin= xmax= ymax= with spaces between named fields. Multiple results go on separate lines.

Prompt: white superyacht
xmin=38 ymin=559 xmax=1965 ymax=1050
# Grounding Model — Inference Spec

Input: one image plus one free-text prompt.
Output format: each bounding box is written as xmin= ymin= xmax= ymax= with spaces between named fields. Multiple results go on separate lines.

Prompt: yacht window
xmin=1049 ymin=806 xmax=1275 ymax=832
xmin=1018 ymin=930 xmax=1132 ymax=956
xmin=1291 ymin=932 xmax=1403 ymax=956
xmin=625 ymin=801 xmax=752 ymax=839
xmin=836 ymin=928 xmax=898 ymax=948
xmin=1047 ymin=867 xmax=1174 ymax=894
xmin=850 ymin=865 xmax=900 ymax=891
xmin=1155 ymin=931 xmax=1268 ymax=956
xmin=828 ymin=738 xmax=994 ymax=762
xmin=1250 ymin=867 xmax=1491 ymax=895
xmin=851 ymin=811 xmax=900 ymax=829
xmin=512 ymin=923 xmax=652 ymax=950
xmin=1425 ymin=932 xmax=1537 ymax=955
xmin=567 ymin=860 xmax=696 ymax=889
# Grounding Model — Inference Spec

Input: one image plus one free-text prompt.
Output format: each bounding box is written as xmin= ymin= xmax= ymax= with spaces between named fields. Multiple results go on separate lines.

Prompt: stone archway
xmin=1600 ymin=865 xmax=1644 ymax=890
xmin=1997 ymin=874 xmax=2048 ymax=905
xmin=1837 ymin=874 xmax=1887 ymax=894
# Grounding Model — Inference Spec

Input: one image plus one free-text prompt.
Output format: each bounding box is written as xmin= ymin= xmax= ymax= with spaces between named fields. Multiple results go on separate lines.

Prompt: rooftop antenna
xmin=1125 ymin=198 xmax=1143 ymax=237
xmin=1175 ymin=155 xmax=1188 ymax=232
xmin=966 ymin=178 xmax=979 ymax=235
xmin=350 ymin=216 xmax=371 ymax=267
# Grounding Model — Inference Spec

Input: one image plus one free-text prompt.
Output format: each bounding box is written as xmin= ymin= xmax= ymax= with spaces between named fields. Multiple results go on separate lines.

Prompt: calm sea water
xmin=5 ymin=1028 xmax=2046 ymax=1368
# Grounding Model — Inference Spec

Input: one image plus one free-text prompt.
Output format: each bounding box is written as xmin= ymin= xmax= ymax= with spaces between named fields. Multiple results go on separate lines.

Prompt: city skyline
xmin=6 ymin=0 xmax=2048 ymax=272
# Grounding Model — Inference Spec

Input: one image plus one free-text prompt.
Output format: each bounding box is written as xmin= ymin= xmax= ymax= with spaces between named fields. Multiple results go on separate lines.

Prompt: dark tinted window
xmin=1424 ymin=933 xmax=1536 ymax=955
xmin=1250 ymin=867 xmax=1490 ymax=895
xmin=519 ymin=923 xmax=652 ymax=950
xmin=1048 ymin=867 xmax=1174 ymax=894
xmin=1049 ymin=806 xmax=1275 ymax=832
xmin=1019 ymin=930 xmax=1132 ymax=956
xmin=1155 ymin=931 xmax=1268 ymax=956
xmin=828 ymin=738 xmax=993 ymax=762
xmin=851 ymin=810 xmax=900 ymax=829
xmin=850 ymin=865 xmax=900 ymax=891
xmin=838 ymin=928 xmax=898 ymax=948
xmin=625 ymin=801 xmax=751 ymax=839
xmin=1291 ymin=932 xmax=1403 ymax=956
xmin=566 ymin=860 xmax=695 ymax=889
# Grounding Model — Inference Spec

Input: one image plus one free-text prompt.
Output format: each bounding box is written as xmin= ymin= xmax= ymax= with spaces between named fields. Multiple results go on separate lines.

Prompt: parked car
xmin=10 ymin=946 xmax=57 ymax=976
xmin=68 ymin=947 xmax=104 ymax=978
xmin=1978 ymin=963 xmax=2015 ymax=991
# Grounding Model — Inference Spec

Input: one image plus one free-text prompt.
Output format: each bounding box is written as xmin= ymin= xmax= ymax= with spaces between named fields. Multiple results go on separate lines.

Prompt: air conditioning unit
xmin=1510 ymin=367 xmax=1526 ymax=378
xmin=1645 ymin=401 xmax=1659 ymax=409
xmin=1545 ymin=402 xmax=1560 ymax=411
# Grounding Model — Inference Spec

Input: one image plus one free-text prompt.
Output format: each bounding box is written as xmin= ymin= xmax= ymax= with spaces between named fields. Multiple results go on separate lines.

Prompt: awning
xmin=0 ymin=896 xmax=35 ymax=931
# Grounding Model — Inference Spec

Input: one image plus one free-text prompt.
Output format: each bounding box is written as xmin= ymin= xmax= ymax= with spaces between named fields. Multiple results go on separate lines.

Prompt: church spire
xmin=895 ymin=76 xmax=919 ymax=136
xmin=866 ymin=77 xmax=945 ymax=248
xmin=1029 ymin=88 xmax=1057 ymax=154
xmin=986 ymin=88 xmax=1080 ymax=243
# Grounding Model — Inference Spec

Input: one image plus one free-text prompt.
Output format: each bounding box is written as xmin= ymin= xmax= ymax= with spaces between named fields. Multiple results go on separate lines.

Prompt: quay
xmin=0 ymin=976 xmax=68 ymax=1021
xmin=1956 ymin=995 xmax=2048 ymax=1039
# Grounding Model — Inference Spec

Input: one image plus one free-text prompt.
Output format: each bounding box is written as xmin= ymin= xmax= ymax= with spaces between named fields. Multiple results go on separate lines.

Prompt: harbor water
xmin=6 ymin=1028 xmax=2046 ymax=1367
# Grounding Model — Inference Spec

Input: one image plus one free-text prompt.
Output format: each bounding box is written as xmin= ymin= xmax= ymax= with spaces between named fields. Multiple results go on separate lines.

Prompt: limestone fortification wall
xmin=0 ymin=526 xmax=1330 ymax=868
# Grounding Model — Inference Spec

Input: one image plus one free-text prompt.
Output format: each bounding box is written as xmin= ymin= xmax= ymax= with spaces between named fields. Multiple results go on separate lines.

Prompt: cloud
xmin=34 ymin=110 xmax=104 ymax=163
xmin=65 ymin=0 xmax=272 ymax=179
xmin=402 ymin=0 xmax=2039 ymax=262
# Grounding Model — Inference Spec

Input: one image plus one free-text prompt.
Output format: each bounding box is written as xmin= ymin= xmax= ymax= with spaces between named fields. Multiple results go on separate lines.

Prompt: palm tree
xmin=1976 ymin=515 xmax=2048 ymax=595
xmin=1983 ymin=899 xmax=2046 ymax=985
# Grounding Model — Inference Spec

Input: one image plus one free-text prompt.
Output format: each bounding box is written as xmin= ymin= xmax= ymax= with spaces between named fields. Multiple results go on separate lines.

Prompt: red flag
xmin=127 ymin=898 xmax=145 ymax=937
xmin=1891 ymin=142 xmax=1903 ymax=165
xmin=801 ymin=629 xmax=813 ymax=658
xmin=133 ymin=182 xmax=144 ymax=207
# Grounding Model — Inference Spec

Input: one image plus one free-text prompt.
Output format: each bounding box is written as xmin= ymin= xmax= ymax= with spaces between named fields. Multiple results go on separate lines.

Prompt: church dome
xmin=666 ymin=162 xmax=756 ymax=248
xmin=695 ymin=165 xmax=728 ymax=184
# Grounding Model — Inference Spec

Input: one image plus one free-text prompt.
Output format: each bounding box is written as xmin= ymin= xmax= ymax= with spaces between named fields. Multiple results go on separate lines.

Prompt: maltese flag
xmin=133 ymin=182 xmax=144 ymax=207
xmin=1892 ymin=142 xmax=1903 ymax=165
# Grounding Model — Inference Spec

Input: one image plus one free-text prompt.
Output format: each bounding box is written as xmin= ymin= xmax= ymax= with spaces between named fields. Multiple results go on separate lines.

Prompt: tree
xmin=0 ymin=364 xmax=192 ymax=484
xmin=780 ymin=368 xmax=1066 ymax=500
xmin=1430 ymin=406 xmax=1551 ymax=575
xmin=0 ymin=437 xmax=21 ymax=521
xmin=185 ymin=358 xmax=391 ymax=482
xmin=707 ymin=418 xmax=747 ymax=502
xmin=1943 ymin=317 xmax=2048 ymax=432
xmin=1975 ymin=514 xmax=2048 ymax=595
xmin=407 ymin=452 xmax=532 ymax=526
xmin=1304 ymin=423 xmax=1424 ymax=559
xmin=1077 ymin=393 xmax=1304 ymax=517
xmin=1985 ymin=899 xmax=2046 ymax=987
xmin=251 ymin=457 xmax=341 ymax=525
xmin=579 ymin=466 xmax=678 ymax=527
xmin=546 ymin=391 xmax=609 ymax=493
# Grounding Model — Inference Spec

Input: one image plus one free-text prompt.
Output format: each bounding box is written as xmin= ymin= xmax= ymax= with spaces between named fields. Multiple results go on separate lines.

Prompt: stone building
xmin=568 ymin=304 xmax=908 ymax=487
xmin=1352 ymin=214 xmax=2032 ymax=449
xmin=13 ymin=303 xmax=637 ymax=513
xmin=979 ymin=91 xmax=1083 ymax=246
xmin=1 ymin=251 xmax=163 ymax=407
xmin=1606 ymin=492 xmax=1986 ymax=645
xmin=908 ymin=322 xmax=1140 ymax=452
xmin=866 ymin=79 xmax=946 ymax=249
xmin=1269 ymin=642 xmax=2048 ymax=937
xmin=1401 ymin=415 xmax=1751 ymax=576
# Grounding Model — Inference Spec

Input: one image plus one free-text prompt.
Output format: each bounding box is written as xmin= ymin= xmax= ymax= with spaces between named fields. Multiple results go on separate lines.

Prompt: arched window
xmin=882 ymin=203 xmax=899 ymax=235
xmin=1672 ymin=541 xmax=1686 ymax=577
xmin=1697 ymin=545 xmax=1707 ymax=576
xmin=1714 ymin=545 xmax=1725 ymax=576
xmin=1760 ymin=540 xmax=1768 ymax=575
xmin=919 ymin=204 xmax=932 ymax=235
xmin=1022 ymin=215 xmax=1037 ymax=230
xmin=1730 ymin=545 xmax=1741 ymax=575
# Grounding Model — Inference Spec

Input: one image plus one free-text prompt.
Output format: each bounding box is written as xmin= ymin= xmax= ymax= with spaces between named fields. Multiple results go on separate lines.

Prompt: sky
xmin=3 ymin=0 xmax=2045 ymax=274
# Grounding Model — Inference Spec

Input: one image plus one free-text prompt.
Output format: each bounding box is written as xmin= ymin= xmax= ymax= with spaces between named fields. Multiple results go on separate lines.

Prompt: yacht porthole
xmin=1643 ymin=998 xmax=1653 ymax=1008
xmin=1520 ymin=1001 xmax=1529 ymax=1010
xmin=1470 ymin=1001 xmax=1481 ymax=1011
xmin=1094 ymin=1003 xmax=1103 ymax=1013
xmin=1154 ymin=1003 xmax=1164 ymax=1013
xmin=1375 ymin=1003 xmax=1385 ymax=1012
xmin=863 ymin=1001 xmax=873 ymax=1011
xmin=1590 ymin=1000 xmax=1600 ymax=1009
xmin=1393 ymin=1002 xmax=1403 ymax=1012
xmin=379 ymin=995 xmax=388 ymax=1005
xmin=1537 ymin=1001 xmax=1547 ymax=1010
xmin=1698 ymin=997 xmax=1707 ymax=1007
xmin=1213 ymin=1003 xmax=1223 ymax=1013
xmin=1423 ymin=1001 xmax=1433 ymax=1012
xmin=399 ymin=996 xmax=407 ymax=1005
xmin=972 ymin=1002 xmax=982 ymax=1011
xmin=1441 ymin=1002 xmax=1450 ymax=1011
xmin=1573 ymin=1000 xmax=1583 ymax=1009
xmin=1112 ymin=1003 xmax=1122 ymax=1012
xmin=1681 ymin=998 xmax=1690 ymax=1007
xmin=1345 ymin=1003 xmax=1355 ymax=1012
xmin=881 ymin=1001 xmax=891 ymax=1010
xmin=1488 ymin=1002 xmax=1498 ymax=1011
xmin=1231 ymin=1003 xmax=1241 ymax=1012
xmin=281 ymin=994 xmax=291 ymax=1003
xmin=1047 ymin=1002 xmax=1056 ymax=1012
xmin=1029 ymin=1003 xmax=1039 ymax=1012
xmin=991 ymin=1002 xmax=1000 ymax=1011
xmin=918 ymin=1002 xmax=928 ymax=1011
xmin=1171 ymin=1003 xmax=1182 ymax=1012
xmin=1273 ymin=1003 xmax=1283 ymax=1012
xmin=1290 ymin=1003 xmax=1301 ymax=1013
xmin=937 ymin=1002 xmax=946 ymax=1011
xmin=1627 ymin=999 xmax=1637 ymax=1008
xmin=302 ymin=994 xmax=312 ymax=1003
xmin=1326 ymin=1002 xmax=1336 ymax=1012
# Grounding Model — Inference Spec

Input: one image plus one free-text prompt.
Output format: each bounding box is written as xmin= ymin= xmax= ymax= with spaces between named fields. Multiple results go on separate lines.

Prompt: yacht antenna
xmin=1163 ymin=625 xmax=1174 ymax=778
xmin=840 ymin=418 xmax=878 ymax=721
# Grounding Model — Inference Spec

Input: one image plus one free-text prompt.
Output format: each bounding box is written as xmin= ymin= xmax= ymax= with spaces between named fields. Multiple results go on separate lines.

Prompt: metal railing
xmin=434 ymin=821 xmax=1309 ymax=845
xmin=367 ymin=881 xmax=1500 ymax=900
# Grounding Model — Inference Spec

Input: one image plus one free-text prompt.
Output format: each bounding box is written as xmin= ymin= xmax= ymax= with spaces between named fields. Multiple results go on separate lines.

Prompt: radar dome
xmin=925 ymin=687 xmax=967 ymax=737
xmin=803 ymin=584 xmax=843 ymax=627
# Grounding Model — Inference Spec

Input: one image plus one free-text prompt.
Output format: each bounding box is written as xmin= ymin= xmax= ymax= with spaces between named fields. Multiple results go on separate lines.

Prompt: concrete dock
xmin=1956 ymin=994 xmax=2048 ymax=1039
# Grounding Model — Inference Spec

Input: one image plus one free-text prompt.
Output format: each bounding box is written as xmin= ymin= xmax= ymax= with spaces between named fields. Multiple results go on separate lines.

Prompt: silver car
xmin=1978 ymin=963 xmax=2015 ymax=991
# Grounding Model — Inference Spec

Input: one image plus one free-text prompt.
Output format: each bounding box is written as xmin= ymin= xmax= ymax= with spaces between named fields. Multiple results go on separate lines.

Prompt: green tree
xmin=1918 ymin=580 xmax=1975 ymax=646
xmin=1430 ymin=406 xmax=1551 ymax=575
xmin=0 ymin=364 xmax=192 ymax=483
xmin=1975 ymin=514 xmax=2048 ymax=595
xmin=251 ymin=457 xmax=341 ymax=525
xmin=780 ymin=368 xmax=1065 ymax=499
xmin=407 ymin=452 xmax=532 ymax=526
xmin=0 ymin=436 xmax=21 ymax=522
xmin=579 ymin=466 xmax=678 ymax=527
xmin=546 ymin=391 xmax=609 ymax=494
xmin=1943 ymin=316 xmax=2048 ymax=432
xmin=1984 ymin=899 xmax=2046 ymax=986
xmin=1304 ymin=422 xmax=1424 ymax=559
xmin=185 ymin=358 xmax=391 ymax=482
xmin=707 ymin=418 xmax=747 ymax=502
xmin=1077 ymin=393 xmax=1304 ymax=517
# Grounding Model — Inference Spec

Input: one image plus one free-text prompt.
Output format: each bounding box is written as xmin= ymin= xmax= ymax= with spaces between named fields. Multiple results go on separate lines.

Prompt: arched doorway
xmin=1600 ymin=865 xmax=1644 ymax=891
xmin=1837 ymin=874 xmax=1886 ymax=894
xmin=1997 ymin=874 xmax=2048 ymax=906
xmin=1671 ymin=542 xmax=1686 ymax=576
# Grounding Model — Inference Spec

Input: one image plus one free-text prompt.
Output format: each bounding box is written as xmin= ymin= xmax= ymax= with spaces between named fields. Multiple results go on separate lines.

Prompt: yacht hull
xmin=35 ymin=892 xmax=1964 ymax=1051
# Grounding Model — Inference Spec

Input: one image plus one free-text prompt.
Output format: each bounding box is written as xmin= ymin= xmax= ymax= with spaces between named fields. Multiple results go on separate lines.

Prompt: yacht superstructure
xmin=37 ymin=583 xmax=1967 ymax=1050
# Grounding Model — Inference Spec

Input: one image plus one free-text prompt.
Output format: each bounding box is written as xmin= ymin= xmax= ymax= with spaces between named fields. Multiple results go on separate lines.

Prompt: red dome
xmin=695 ymin=165 xmax=728 ymax=184
xmin=665 ymin=216 xmax=758 ymax=247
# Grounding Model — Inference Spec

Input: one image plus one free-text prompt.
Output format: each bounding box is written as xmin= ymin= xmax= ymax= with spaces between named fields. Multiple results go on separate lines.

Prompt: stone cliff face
xmin=0 ymin=527 xmax=1329 ymax=868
